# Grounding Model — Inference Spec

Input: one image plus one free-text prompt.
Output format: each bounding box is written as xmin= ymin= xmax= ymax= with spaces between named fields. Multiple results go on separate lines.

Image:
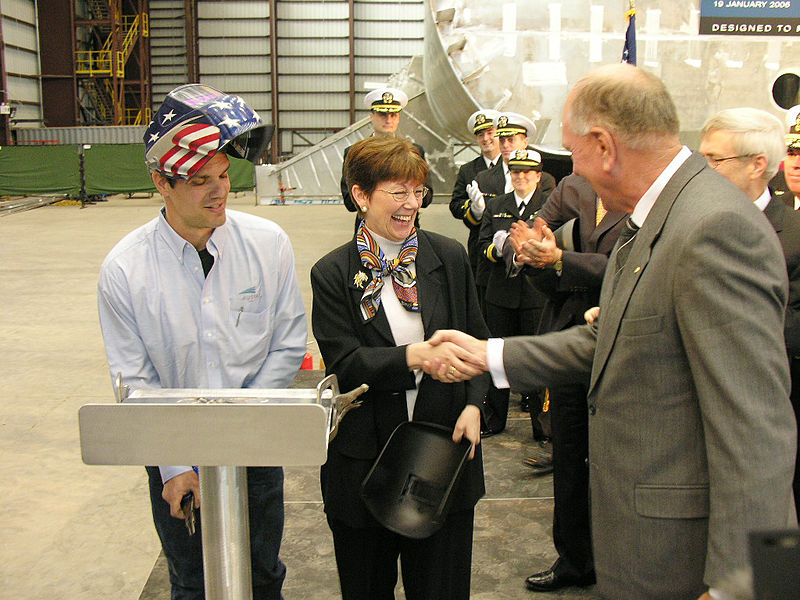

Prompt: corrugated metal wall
xmin=197 ymin=1 xmax=271 ymax=116
xmin=1 ymin=0 xmax=41 ymax=128
xmin=149 ymin=0 xmax=425 ymax=158
xmin=149 ymin=0 xmax=189 ymax=108
xmin=3 ymin=0 xmax=424 ymax=155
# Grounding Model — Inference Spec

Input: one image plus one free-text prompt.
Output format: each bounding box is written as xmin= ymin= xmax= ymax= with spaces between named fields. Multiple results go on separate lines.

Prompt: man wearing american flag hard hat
xmin=98 ymin=84 xmax=307 ymax=600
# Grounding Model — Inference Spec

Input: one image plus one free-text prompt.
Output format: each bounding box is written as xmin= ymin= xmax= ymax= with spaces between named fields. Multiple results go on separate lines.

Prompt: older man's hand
xmin=508 ymin=218 xmax=544 ymax=257
xmin=423 ymin=330 xmax=489 ymax=382
xmin=520 ymin=222 xmax=562 ymax=268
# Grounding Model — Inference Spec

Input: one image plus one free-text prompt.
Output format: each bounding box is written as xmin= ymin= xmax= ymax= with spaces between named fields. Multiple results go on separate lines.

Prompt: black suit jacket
xmin=770 ymin=170 xmax=797 ymax=210
xmin=449 ymin=155 xmax=492 ymax=271
xmin=340 ymin=141 xmax=434 ymax=212
xmin=310 ymin=230 xmax=489 ymax=527
xmin=764 ymin=194 xmax=800 ymax=355
xmin=478 ymin=188 xmax=548 ymax=310
xmin=525 ymin=174 xmax=627 ymax=333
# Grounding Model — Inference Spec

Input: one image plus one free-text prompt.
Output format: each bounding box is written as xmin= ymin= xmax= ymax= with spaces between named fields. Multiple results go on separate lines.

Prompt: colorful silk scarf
xmin=356 ymin=221 xmax=419 ymax=322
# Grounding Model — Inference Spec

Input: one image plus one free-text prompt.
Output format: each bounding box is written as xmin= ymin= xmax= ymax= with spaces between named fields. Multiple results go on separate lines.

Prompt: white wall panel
xmin=355 ymin=3 xmax=424 ymax=20
xmin=200 ymin=56 xmax=269 ymax=74
xmin=199 ymin=19 xmax=270 ymax=38
xmin=278 ymin=56 xmax=350 ymax=74
xmin=277 ymin=2 xmax=348 ymax=20
xmin=279 ymin=38 xmax=348 ymax=56
xmin=279 ymin=20 xmax=349 ymax=38
xmin=199 ymin=2 xmax=269 ymax=19
xmin=2 ymin=16 xmax=38 ymax=50
xmin=7 ymin=76 xmax=39 ymax=102
xmin=277 ymin=75 xmax=349 ymax=93
xmin=200 ymin=38 xmax=270 ymax=56
xmin=355 ymin=56 xmax=411 ymax=74
xmin=280 ymin=93 xmax=350 ymax=111
xmin=354 ymin=20 xmax=421 ymax=38
xmin=355 ymin=39 xmax=422 ymax=56
xmin=202 ymin=74 xmax=271 ymax=93
xmin=4 ymin=46 xmax=38 ymax=75
xmin=3 ymin=0 xmax=35 ymax=23
xmin=281 ymin=112 xmax=350 ymax=129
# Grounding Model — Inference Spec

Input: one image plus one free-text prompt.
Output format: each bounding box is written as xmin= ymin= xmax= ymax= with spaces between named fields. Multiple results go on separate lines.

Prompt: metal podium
xmin=78 ymin=374 xmax=364 ymax=600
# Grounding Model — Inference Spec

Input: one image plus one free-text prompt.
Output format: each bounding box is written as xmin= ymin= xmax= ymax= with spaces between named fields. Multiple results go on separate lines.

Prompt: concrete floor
xmin=0 ymin=194 xmax=600 ymax=599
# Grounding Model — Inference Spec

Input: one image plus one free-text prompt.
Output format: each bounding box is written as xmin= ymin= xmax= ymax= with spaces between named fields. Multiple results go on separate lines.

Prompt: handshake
xmin=508 ymin=217 xmax=562 ymax=269
xmin=407 ymin=330 xmax=490 ymax=383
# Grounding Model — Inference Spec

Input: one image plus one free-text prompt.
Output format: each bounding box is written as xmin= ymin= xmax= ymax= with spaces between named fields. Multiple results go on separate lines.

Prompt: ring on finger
xmin=448 ymin=365 xmax=457 ymax=377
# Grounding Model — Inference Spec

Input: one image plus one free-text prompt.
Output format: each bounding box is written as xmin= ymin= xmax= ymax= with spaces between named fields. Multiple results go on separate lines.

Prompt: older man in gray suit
xmin=426 ymin=64 xmax=797 ymax=600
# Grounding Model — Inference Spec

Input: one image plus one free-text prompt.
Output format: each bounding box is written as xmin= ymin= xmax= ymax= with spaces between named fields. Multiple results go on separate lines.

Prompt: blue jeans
xmin=146 ymin=466 xmax=286 ymax=600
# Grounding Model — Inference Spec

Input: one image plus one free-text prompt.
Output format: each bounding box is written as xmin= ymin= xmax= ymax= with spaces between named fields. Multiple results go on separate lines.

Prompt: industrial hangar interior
xmin=2 ymin=1 xmax=800 ymax=599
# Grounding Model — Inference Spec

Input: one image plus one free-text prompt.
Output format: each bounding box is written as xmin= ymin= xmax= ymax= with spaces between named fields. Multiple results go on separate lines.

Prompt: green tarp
xmin=0 ymin=145 xmax=82 ymax=195
xmin=84 ymin=144 xmax=155 ymax=194
xmin=0 ymin=144 xmax=256 ymax=196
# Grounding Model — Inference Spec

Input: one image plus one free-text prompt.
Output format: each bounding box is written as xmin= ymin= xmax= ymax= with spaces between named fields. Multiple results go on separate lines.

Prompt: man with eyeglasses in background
xmin=700 ymin=107 xmax=800 ymax=520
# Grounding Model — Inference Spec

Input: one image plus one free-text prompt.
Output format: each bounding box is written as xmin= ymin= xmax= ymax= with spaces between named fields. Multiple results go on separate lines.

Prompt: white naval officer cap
xmin=467 ymin=109 xmax=500 ymax=135
xmin=786 ymin=105 xmax=800 ymax=151
xmin=507 ymin=148 xmax=543 ymax=172
xmin=364 ymin=87 xmax=408 ymax=113
xmin=495 ymin=112 xmax=536 ymax=138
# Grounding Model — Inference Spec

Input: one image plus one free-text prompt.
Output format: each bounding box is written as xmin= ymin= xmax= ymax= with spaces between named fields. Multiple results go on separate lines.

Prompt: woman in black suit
xmin=311 ymin=136 xmax=490 ymax=600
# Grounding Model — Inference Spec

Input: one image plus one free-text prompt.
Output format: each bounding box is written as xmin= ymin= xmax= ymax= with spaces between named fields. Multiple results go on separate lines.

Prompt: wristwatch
xmin=552 ymin=254 xmax=563 ymax=274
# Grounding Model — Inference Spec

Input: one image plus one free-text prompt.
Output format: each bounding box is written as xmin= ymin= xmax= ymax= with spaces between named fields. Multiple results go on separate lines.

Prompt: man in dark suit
xmin=505 ymin=174 xmax=626 ymax=591
xmin=700 ymin=107 xmax=800 ymax=521
xmin=449 ymin=109 xmax=501 ymax=296
xmin=477 ymin=148 xmax=549 ymax=435
xmin=340 ymin=87 xmax=433 ymax=216
xmin=427 ymin=64 xmax=796 ymax=600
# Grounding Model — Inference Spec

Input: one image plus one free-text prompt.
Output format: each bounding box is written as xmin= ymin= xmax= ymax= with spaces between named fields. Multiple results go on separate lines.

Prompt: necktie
xmin=611 ymin=217 xmax=639 ymax=292
xmin=595 ymin=199 xmax=607 ymax=226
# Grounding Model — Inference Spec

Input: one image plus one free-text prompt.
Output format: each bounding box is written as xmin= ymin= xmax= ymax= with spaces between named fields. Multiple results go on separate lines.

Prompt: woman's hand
xmin=453 ymin=404 xmax=481 ymax=459
xmin=406 ymin=340 xmax=483 ymax=382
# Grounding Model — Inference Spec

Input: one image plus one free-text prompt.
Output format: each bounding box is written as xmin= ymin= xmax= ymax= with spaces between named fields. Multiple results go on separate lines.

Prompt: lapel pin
xmin=633 ymin=266 xmax=641 ymax=274
xmin=353 ymin=271 xmax=369 ymax=289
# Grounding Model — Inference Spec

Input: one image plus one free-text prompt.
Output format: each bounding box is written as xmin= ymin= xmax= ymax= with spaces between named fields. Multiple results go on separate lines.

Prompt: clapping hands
xmin=509 ymin=217 xmax=561 ymax=268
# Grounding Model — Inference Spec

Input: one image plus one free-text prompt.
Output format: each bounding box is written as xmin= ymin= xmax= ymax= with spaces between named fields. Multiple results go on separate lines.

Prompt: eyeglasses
xmin=704 ymin=154 xmax=754 ymax=168
xmin=378 ymin=187 xmax=430 ymax=202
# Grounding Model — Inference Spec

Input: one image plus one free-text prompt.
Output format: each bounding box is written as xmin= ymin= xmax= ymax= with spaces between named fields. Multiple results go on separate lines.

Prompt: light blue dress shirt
xmin=98 ymin=208 xmax=307 ymax=482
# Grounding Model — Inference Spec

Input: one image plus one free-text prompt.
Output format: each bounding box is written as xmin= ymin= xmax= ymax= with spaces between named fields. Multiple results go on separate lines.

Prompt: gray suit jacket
xmin=502 ymin=152 xmax=796 ymax=600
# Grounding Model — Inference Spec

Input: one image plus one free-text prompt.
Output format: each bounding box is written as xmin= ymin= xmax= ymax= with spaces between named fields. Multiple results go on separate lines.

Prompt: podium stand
xmin=79 ymin=374 xmax=354 ymax=600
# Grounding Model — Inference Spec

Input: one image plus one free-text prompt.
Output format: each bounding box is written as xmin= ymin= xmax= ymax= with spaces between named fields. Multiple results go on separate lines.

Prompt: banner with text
xmin=700 ymin=0 xmax=800 ymax=35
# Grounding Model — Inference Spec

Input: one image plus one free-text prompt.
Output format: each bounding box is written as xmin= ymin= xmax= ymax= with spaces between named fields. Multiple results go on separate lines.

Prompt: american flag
xmin=144 ymin=84 xmax=262 ymax=178
xmin=622 ymin=2 xmax=637 ymax=66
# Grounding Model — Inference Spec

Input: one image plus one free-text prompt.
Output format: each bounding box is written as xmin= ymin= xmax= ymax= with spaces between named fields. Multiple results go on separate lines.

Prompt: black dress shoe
xmin=522 ymin=456 xmax=554 ymax=476
xmin=480 ymin=428 xmax=501 ymax=438
xmin=525 ymin=568 xmax=596 ymax=592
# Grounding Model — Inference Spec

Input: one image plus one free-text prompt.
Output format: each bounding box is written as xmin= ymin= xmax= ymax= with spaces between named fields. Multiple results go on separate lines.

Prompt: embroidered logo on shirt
xmin=237 ymin=285 xmax=261 ymax=304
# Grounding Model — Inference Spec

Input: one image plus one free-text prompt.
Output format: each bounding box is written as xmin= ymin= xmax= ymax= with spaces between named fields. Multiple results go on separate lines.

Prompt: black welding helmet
xmin=360 ymin=421 xmax=473 ymax=539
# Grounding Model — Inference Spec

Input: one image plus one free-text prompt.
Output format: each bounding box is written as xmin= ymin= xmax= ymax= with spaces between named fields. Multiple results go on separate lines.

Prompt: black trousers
xmin=549 ymin=383 xmax=594 ymax=579
xmin=328 ymin=509 xmax=474 ymax=600
xmin=484 ymin=301 xmax=543 ymax=433
xmin=791 ymin=358 xmax=800 ymax=522
xmin=146 ymin=466 xmax=286 ymax=600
